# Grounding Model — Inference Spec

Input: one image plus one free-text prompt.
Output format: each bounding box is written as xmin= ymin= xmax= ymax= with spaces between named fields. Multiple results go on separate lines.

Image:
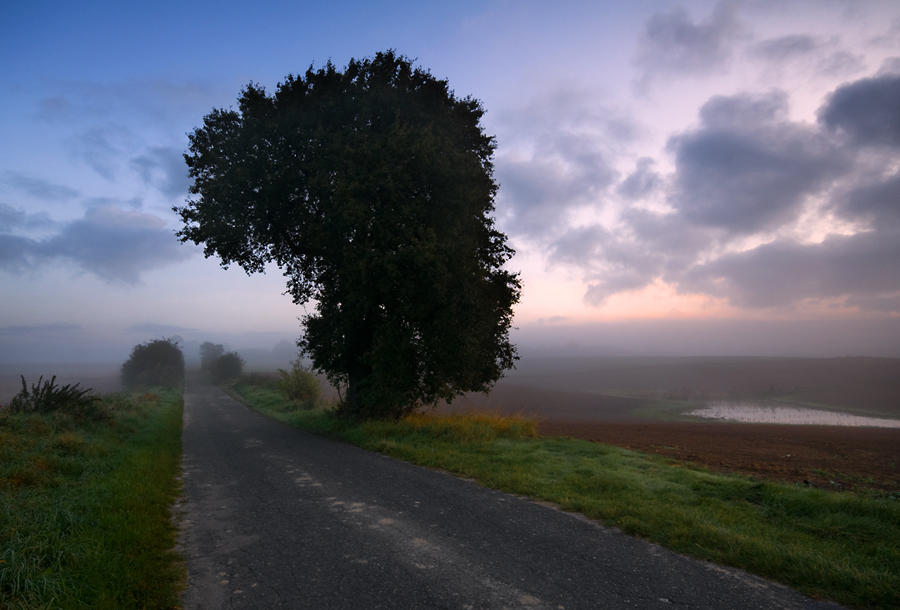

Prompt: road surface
xmin=179 ymin=374 xmax=843 ymax=609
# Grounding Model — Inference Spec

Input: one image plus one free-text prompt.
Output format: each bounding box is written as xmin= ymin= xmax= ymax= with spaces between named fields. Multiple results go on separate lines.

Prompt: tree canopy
xmin=175 ymin=51 xmax=521 ymax=419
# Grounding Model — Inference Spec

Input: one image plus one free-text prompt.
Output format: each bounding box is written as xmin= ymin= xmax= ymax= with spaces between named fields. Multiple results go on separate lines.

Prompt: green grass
xmin=233 ymin=383 xmax=900 ymax=610
xmin=0 ymin=390 xmax=185 ymax=610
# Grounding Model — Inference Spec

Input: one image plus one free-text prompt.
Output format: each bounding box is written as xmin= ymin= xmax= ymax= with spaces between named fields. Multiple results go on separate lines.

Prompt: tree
xmin=209 ymin=351 xmax=244 ymax=384
xmin=175 ymin=51 xmax=521 ymax=419
xmin=199 ymin=341 xmax=225 ymax=371
xmin=121 ymin=338 xmax=185 ymax=389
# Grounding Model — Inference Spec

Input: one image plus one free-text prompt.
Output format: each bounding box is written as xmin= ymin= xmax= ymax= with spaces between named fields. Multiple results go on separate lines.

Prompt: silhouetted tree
xmin=176 ymin=51 xmax=520 ymax=419
xmin=209 ymin=351 xmax=244 ymax=384
xmin=121 ymin=338 xmax=185 ymax=389
xmin=199 ymin=342 xmax=225 ymax=371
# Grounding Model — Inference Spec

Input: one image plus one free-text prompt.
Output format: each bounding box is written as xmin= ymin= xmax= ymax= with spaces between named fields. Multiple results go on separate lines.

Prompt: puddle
xmin=686 ymin=402 xmax=900 ymax=428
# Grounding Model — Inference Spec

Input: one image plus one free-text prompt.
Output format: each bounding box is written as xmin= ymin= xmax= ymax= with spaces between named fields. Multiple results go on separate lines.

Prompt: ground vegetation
xmin=0 ymin=390 xmax=184 ymax=609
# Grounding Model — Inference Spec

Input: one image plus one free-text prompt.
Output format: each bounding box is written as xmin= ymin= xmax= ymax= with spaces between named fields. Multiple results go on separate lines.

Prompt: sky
xmin=2 ymin=0 xmax=900 ymax=364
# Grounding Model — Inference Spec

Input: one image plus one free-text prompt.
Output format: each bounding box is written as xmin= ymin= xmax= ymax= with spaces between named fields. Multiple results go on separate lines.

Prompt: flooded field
xmin=687 ymin=402 xmax=900 ymax=428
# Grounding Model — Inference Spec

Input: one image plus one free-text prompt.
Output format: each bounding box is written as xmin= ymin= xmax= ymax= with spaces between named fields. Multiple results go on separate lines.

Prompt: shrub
xmin=276 ymin=357 xmax=321 ymax=408
xmin=5 ymin=375 xmax=104 ymax=421
xmin=209 ymin=351 xmax=244 ymax=384
xmin=121 ymin=338 xmax=185 ymax=389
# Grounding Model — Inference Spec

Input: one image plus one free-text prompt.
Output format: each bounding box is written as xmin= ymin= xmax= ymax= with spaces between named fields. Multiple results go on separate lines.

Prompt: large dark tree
xmin=175 ymin=51 xmax=521 ymax=419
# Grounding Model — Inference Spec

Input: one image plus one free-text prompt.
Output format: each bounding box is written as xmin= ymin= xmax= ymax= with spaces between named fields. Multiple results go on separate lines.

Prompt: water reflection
xmin=686 ymin=402 xmax=900 ymax=428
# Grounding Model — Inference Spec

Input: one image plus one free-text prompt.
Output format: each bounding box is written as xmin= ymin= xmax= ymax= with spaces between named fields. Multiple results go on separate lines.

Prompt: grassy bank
xmin=0 ymin=390 xmax=184 ymax=610
xmin=233 ymin=381 xmax=900 ymax=610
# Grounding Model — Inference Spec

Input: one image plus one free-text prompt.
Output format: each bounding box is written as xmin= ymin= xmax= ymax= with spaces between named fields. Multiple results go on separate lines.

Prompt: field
xmin=442 ymin=356 xmax=900 ymax=495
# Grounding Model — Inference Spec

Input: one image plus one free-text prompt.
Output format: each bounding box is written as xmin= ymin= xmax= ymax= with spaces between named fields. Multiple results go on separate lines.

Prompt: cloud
xmin=750 ymin=35 xmax=819 ymax=62
xmin=494 ymin=88 xmax=635 ymax=241
xmin=667 ymin=91 xmax=847 ymax=234
xmin=131 ymin=146 xmax=191 ymax=199
xmin=0 ymin=205 xmax=192 ymax=283
xmin=679 ymin=229 xmax=900 ymax=309
xmin=69 ymin=127 xmax=124 ymax=180
xmin=634 ymin=1 xmax=743 ymax=88
xmin=4 ymin=171 xmax=80 ymax=201
xmin=617 ymin=158 xmax=663 ymax=201
xmin=538 ymin=72 xmax=900 ymax=314
xmin=819 ymin=73 xmax=900 ymax=147
xmin=0 ymin=203 xmax=55 ymax=234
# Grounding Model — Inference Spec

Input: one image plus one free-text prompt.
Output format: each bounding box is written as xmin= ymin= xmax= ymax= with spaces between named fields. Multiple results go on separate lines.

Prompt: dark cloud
xmin=750 ymin=35 xmax=819 ymax=62
xmin=131 ymin=146 xmax=191 ymax=199
xmin=635 ymin=1 xmax=743 ymax=88
xmin=835 ymin=171 xmax=900 ymax=228
xmin=0 ymin=205 xmax=191 ymax=283
xmin=667 ymin=91 xmax=846 ymax=234
xmin=0 ymin=203 xmax=55 ymax=233
xmin=819 ymin=73 xmax=900 ymax=147
xmin=617 ymin=158 xmax=663 ymax=200
xmin=539 ymin=74 xmax=900 ymax=314
xmin=0 ymin=234 xmax=38 ymax=273
xmin=0 ymin=204 xmax=25 ymax=231
xmin=4 ymin=171 xmax=80 ymax=201
xmin=679 ymin=229 xmax=900 ymax=310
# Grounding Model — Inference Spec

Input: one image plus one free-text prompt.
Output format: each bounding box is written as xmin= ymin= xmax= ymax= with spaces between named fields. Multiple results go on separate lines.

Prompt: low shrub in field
xmin=121 ymin=338 xmax=185 ymax=389
xmin=5 ymin=375 xmax=104 ymax=422
xmin=209 ymin=351 xmax=244 ymax=384
xmin=276 ymin=357 xmax=321 ymax=408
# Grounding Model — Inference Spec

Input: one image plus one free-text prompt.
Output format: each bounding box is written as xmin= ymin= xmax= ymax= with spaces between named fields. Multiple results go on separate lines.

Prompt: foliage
xmin=121 ymin=338 xmax=185 ymax=389
xmin=199 ymin=341 xmax=225 ymax=371
xmin=5 ymin=375 xmax=103 ymax=422
xmin=276 ymin=357 xmax=321 ymax=407
xmin=0 ymin=390 xmax=184 ymax=609
xmin=175 ymin=50 xmax=521 ymax=419
xmin=233 ymin=385 xmax=900 ymax=610
xmin=209 ymin=351 xmax=244 ymax=384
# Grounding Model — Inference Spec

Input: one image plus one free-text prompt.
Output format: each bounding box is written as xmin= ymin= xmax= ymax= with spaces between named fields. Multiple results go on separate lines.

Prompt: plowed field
xmin=539 ymin=420 xmax=900 ymax=492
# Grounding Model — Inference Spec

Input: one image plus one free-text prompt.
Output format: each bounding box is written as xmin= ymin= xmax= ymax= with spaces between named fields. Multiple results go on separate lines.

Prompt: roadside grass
xmin=0 ymin=390 xmax=184 ymax=610
xmin=233 ymin=382 xmax=900 ymax=610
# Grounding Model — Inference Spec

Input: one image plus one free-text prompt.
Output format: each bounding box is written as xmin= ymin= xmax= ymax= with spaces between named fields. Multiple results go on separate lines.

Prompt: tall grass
xmin=232 ymin=381 xmax=900 ymax=610
xmin=0 ymin=390 xmax=184 ymax=610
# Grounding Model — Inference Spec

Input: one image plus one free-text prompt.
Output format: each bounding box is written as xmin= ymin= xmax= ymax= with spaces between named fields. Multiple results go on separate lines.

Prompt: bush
xmin=121 ymin=338 xmax=185 ymax=389
xmin=276 ymin=357 xmax=321 ymax=408
xmin=209 ymin=351 xmax=244 ymax=384
xmin=5 ymin=375 xmax=104 ymax=421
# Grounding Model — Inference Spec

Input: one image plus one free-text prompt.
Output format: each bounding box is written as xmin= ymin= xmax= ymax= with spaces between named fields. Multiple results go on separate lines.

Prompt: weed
xmin=5 ymin=375 xmax=104 ymax=422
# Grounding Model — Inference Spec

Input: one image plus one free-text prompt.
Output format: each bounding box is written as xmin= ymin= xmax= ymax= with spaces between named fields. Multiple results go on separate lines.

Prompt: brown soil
xmin=538 ymin=420 xmax=900 ymax=493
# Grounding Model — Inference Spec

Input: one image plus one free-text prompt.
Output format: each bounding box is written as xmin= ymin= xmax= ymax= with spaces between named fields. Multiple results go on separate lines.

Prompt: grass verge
xmin=0 ymin=390 xmax=184 ymax=610
xmin=232 ymin=382 xmax=899 ymax=610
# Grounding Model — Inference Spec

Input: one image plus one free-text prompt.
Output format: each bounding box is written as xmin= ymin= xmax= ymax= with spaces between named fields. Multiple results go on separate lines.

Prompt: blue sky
xmin=2 ymin=0 xmax=900 ymax=363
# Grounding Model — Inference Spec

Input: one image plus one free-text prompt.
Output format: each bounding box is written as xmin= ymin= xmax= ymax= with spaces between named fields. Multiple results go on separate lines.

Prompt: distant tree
xmin=209 ymin=351 xmax=244 ymax=384
xmin=175 ymin=51 xmax=521 ymax=419
xmin=199 ymin=342 xmax=225 ymax=371
xmin=121 ymin=338 xmax=185 ymax=389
